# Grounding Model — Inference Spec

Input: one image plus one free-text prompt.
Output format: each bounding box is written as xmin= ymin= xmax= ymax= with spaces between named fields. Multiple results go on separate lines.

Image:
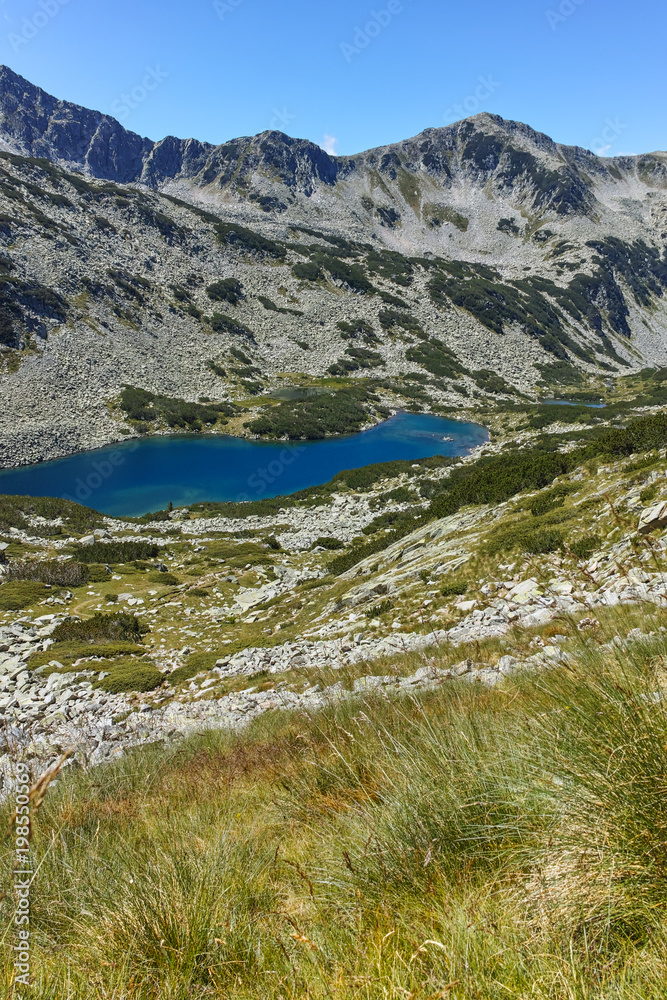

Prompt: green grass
xmin=5 ymin=608 xmax=667 ymax=998
xmin=29 ymin=640 xmax=147 ymax=670
xmin=0 ymin=579 xmax=49 ymax=609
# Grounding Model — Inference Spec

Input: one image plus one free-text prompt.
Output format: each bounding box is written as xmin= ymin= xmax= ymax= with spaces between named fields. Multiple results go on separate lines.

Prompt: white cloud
xmin=321 ymin=134 xmax=338 ymax=155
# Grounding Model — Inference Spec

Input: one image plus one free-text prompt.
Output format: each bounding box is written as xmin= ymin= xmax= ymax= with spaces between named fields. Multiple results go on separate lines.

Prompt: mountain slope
xmin=0 ymin=66 xmax=666 ymax=468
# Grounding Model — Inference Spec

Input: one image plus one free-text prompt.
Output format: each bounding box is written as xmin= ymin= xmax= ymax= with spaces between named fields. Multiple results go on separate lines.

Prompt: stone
xmin=497 ymin=655 xmax=518 ymax=675
xmin=638 ymin=501 xmax=667 ymax=534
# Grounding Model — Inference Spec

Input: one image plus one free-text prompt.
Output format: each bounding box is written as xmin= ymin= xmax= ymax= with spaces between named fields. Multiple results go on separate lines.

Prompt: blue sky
xmin=0 ymin=0 xmax=663 ymax=157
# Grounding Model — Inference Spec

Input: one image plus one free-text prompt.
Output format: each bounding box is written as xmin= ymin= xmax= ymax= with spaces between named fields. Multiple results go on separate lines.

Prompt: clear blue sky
xmin=0 ymin=0 xmax=664 ymax=157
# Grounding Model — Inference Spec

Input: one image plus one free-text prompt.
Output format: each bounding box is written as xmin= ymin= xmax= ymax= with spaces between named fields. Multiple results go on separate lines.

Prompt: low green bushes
xmin=0 ymin=494 xmax=104 ymax=534
xmin=378 ymin=309 xmax=425 ymax=338
xmin=569 ymin=534 xmax=601 ymax=559
xmin=313 ymin=537 xmax=345 ymax=550
xmin=440 ymin=580 xmax=468 ymax=597
xmin=29 ymin=640 xmax=145 ymax=670
xmin=214 ymin=222 xmax=286 ymax=259
xmin=5 ymin=559 xmax=89 ymax=587
xmin=245 ymin=387 xmax=378 ymax=440
xmin=51 ymin=611 xmax=149 ymax=645
xmin=405 ymin=338 xmax=466 ymax=379
xmin=75 ymin=540 xmax=160 ymax=564
xmin=206 ymin=312 xmax=256 ymax=341
xmin=147 ymin=571 xmax=179 ymax=585
xmin=365 ymin=599 xmax=393 ymax=618
xmin=530 ymin=483 xmax=575 ymax=516
xmin=87 ymin=564 xmax=111 ymax=582
xmin=337 ymin=319 xmax=377 ymax=342
xmin=206 ymin=277 xmax=243 ymax=304
xmin=310 ymin=253 xmax=374 ymax=294
xmin=363 ymin=510 xmax=415 ymax=535
xmin=96 ymin=659 xmax=163 ymax=694
xmin=119 ymin=386 xmax=237 ymax=431
xmin=380 ymin=486 xmax=417 ymax=503
xmin=256 ymin=295 xmax=303 ymax=316
xmin=292 ymin=261 xmax=322 ymax=281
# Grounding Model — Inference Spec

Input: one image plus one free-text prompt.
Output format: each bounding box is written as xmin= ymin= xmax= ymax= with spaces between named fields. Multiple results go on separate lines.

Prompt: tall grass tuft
xmin=4 ymin=617 xmax=667 ymax=996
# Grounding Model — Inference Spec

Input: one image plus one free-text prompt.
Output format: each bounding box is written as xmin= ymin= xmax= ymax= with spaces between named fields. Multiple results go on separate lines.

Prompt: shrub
xmin=310 ymin=253 xmax=374 ymax=294
xmin=245 ymin=387 xmax=376 ymax=440
xmin=530 ymin=484 xmax=574 ymax=516
xmin=75 ymin=541 xmax=160 ymax=564
xmin=119 ymin=386 xmax=236 ymax=430
xmin=640 ymin=484 xmax=659 ymax=504
xmin=206 ymin=278 xmax=243 ymax=305
xmin=472 ymin=369 xmax=515 ymax=395
xmin=0 ymin=581 xmax=48 ymax=610
xmin=214 ymin=222 xmax=285 ymax=259
xmin=405 ymin=339 xmax=465 ymax=379
xmin=147 ymin=572 xmax=179 ymax=585
xmin=524 ymin=528 xmax=564 ymax=554
xmin=292 ymin=261 xmax=322 ymax=281
xmin=51 ymin=612 xmax=149 ymax=645
xmin=313 ymin=537 xmax=345 ymax=550
xmin=96 ymin=660 xmax=163 ymax=694
xmin=378 ymin=309 xmax=424 ymax=337
xmin=337 ymin=319 xmax=378 ymax=342
xmin=486 ymin=522 xmax=565 ymax=556
xmin=569 ymin=535 xmax=601 ymax=559
xmin=0 ymin=494 xmax=104 ymax=534
xmin=440 ymin=580 xmax=468 ymax=597
xmin=266 ymin=536 xmax=282 ymax=550
xmin=87 ymin=564 xmax=111 ymax=583
xmin=365 ymin=599 xmax=393 ymax=618
xmin=207 ymin=360 xmax=227 ymax=378
xmin=256 ymin=295 xmax=303 ymax=317
xmin=28 ymin=640 xmax=145 ymax=669
xmin=362 ymin=510 xmax=415 ymax=536
xmin=5 ymin=559 xmax=89 ymax=587
xmin=381 ymin=487 xmax=416 ymax=503
xmin=206 ymin=312 xmax=256 ymax=341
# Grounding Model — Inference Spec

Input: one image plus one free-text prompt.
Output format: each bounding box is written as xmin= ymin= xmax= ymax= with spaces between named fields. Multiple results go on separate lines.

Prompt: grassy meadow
xmin=2 ymin=602 xmax=667 ymax=999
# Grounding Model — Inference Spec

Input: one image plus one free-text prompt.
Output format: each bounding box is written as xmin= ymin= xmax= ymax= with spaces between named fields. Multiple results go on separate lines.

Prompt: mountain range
xmin=0 ymin=64 xmax=666 ymax=468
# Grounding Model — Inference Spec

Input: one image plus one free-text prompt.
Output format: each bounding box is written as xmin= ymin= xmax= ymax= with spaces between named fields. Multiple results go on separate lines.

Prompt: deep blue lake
xmin=0 ymin=413 xmax=488 ymax=518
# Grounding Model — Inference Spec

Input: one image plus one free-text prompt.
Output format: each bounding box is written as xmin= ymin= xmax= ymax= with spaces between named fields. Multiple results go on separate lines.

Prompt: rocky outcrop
xmin=1 ymin=65 xmax=665 ymax=224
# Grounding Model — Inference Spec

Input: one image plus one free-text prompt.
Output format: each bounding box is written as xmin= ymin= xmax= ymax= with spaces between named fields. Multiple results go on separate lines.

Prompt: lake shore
xmin=0 ymin=412 xmax=489 ymax=517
